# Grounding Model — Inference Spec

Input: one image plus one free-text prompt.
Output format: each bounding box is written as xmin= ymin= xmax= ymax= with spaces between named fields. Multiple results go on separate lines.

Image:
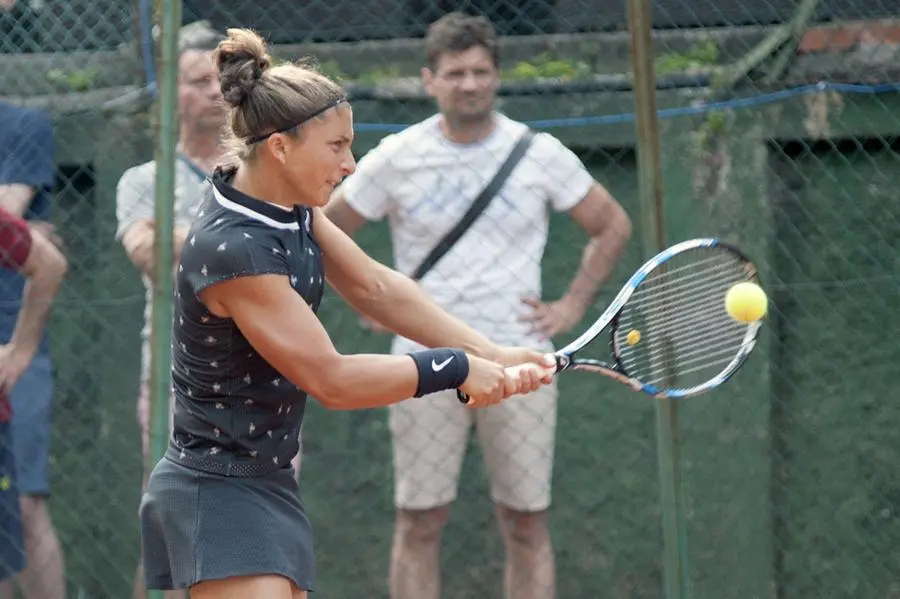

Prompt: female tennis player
xmin=138 ymin=28 xmax=555 ymax=599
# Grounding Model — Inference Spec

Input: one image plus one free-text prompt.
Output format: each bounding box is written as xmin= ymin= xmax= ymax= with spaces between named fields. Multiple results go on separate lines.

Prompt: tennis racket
xmin=459 ymin=237 xmax=764 ymax=403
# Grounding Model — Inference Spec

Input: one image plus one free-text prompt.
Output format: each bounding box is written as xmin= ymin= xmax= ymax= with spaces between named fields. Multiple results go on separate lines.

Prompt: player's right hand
xmin=458 ymin=354 xmax=508 ymax=408
xmin=459 ymin=355 xmax=556 ymax=408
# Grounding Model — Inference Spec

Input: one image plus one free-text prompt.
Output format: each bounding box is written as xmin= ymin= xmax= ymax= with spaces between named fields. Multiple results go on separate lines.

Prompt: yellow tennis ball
xmin=725 ymin=282 xmax=768 ymax=323
xmin=626 ymin=329 xmax=641 ymax=345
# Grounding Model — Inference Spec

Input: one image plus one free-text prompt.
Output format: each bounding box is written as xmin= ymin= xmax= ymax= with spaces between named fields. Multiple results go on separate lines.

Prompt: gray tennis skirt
xmin=139 ymin=456 xmax=315 ymax=591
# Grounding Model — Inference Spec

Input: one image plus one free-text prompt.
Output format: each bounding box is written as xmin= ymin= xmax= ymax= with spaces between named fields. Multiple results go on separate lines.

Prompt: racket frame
xmin=551 ymin=237 xmax=763 ymax=399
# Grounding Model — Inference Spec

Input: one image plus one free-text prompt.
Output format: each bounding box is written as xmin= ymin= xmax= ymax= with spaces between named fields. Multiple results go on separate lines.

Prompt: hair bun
xmin=213 ymin=28 xmax=273 ymax=107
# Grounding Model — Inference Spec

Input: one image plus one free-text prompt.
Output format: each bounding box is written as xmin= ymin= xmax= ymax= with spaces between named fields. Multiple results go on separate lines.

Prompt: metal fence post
xmin=627 ymin=0 xmax=691 ymax=597
xmin=148 ymin=0 xmax=181 ymax=598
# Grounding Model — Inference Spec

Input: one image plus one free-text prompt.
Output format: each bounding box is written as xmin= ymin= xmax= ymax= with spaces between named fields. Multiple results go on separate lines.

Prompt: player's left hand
xmin=520 ymin=295 xmax=588 ymax=340
xmin=488 ymin=346 xmax=556 ymax=382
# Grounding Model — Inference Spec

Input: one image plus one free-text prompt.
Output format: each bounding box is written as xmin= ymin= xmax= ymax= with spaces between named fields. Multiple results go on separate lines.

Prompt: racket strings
xmin=625 ymin=293 xmax=747 ymax=386
xmin=620 ymin=281 xmax=730 ymax=339
xmin=620 ymin=280 xmax=738 ymax=347
xmin=627 ymin=259 xmax=738 ymax=310
xmin=619 ymin=316 xmax=742 ymax=383
xmin=634 ymin=330 xmax=744 ymax=378
xmin=630 ymin=253 xmax=728 ymax=288
xmin=615 ymin=249 xmax=753 ymax=389
xmin=619 ymin=307 xmax=739 ymax=373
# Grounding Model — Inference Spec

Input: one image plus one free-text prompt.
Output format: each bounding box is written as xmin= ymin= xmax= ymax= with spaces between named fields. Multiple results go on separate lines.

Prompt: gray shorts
xmin=139 ymin=456 xmax=315 ymax=591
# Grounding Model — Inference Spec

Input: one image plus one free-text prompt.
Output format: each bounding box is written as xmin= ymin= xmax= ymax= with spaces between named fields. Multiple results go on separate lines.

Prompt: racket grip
xmin=456 ymin=361 xmax=558 ymax=405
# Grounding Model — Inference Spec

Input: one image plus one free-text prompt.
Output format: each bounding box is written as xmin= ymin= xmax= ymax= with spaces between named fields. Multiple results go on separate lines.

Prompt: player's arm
xmin=325 ymin=188 xmax=399 ymax=333
xmin=563 ymin=182 xmax=632 ymax=309
xmin=200 ymin=275 xmax=526 ymax=409
xmin=312 ymin=207 xmax=549 ymax=369
xmin=203 ymin=275 xmax=422 ymax=408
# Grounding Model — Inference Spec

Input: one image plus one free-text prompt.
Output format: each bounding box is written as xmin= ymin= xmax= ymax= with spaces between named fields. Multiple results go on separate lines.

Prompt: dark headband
xmin=246 ymin=97 xmax=348 ymax=145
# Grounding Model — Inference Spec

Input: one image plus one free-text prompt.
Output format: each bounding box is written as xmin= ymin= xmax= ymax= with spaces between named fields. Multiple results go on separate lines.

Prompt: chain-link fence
xmin=3 ymin=0 xmax=900 ymax=598
xmin=3 ymin=2 xmax=152 ymax=599
xmin=4 ymin=0 xmax=900 ymax=48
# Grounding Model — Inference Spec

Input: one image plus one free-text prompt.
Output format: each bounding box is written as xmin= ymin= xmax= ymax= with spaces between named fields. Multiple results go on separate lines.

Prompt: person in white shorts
xmin=325 ymin=12 xmax=632 ymax=599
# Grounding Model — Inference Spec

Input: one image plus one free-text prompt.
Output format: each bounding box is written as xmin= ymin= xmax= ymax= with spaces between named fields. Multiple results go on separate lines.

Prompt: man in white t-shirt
xmin=325 ymin=12 xmax=632 ymax=599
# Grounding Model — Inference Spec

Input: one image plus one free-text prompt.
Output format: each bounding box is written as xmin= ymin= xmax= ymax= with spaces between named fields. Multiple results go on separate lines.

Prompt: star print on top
xmin=167 ymin=166 xmax=325 ymax=477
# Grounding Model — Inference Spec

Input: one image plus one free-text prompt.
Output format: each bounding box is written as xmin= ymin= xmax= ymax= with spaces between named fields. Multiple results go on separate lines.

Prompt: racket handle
xmin=457 ymin=361 xmax=558 ymax=405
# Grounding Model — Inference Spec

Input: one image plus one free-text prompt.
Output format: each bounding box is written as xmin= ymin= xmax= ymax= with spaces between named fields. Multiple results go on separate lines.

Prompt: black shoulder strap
xmin=410 ymin=129 xmax=535 ymax=281
xmin=176 ymin=152 xmax=211 ymax=183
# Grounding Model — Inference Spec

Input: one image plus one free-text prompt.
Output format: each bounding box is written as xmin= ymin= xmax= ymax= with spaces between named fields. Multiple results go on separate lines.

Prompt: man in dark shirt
xmin=0 ymin=102 xmax=67 ymax=599
xmin=0 ymin=206 xmax=66 ymax=598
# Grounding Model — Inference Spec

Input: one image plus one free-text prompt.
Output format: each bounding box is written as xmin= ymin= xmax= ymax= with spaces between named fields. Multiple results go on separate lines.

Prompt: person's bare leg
xmin=132 ymin=563 xmax=146 ymax=599
xmin=495 ymin=504 xmax=555 ymax=599
xmin=389 ymin=506 xmax=450 ymax=599
xmin=18 ymin=495 xmax=66 ymax=599
xmin=190 ymin=574 xmax=298 ymax=599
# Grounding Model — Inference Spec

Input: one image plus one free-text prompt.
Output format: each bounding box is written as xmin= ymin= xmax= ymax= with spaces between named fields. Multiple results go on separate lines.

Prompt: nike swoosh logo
xmin=432 ymin=357 xmax=453 ymax=372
